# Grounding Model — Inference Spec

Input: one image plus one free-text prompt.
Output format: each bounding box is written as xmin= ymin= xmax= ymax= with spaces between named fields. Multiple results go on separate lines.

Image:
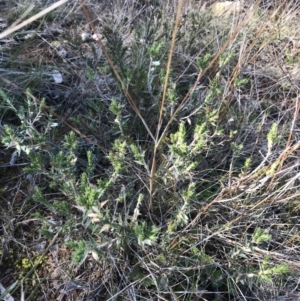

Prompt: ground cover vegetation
xmin=0 ymin=0 xmax=300 ymax=300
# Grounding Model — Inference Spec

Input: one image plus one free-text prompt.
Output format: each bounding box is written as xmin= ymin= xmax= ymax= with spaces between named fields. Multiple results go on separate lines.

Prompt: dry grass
xmin=1 ymin=0 xmax=300 ymax=300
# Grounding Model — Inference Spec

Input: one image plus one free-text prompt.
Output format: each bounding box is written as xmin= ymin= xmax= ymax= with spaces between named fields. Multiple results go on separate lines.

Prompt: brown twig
xmin=149 ymin=0 xmax=184 ymax=210
xmin=78 ymin=0 xmax=155 ymax=143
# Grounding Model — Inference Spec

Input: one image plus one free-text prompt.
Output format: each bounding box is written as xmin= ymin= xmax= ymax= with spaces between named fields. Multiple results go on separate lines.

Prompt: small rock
xmin=58 ymin=48 xmax=67 ymax=58
xmin=81 ymin=32 xmax=91 ymax=42
xmin=92 ymin=33 xmax=102 ymax=41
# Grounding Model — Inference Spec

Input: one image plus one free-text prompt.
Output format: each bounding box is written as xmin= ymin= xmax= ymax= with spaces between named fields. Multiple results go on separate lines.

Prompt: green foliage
xmin=170 ymin=122 xmax=188 ymax=155
xmin=130 ymin=265 xmax=154 ymax=287
xmin=109 ymin=98 xmax=122 ymax=118
xmin=131 ymin=221 xmax=159 ymax=248
xmin=86 ymin=150 xmax=95 ymax=176
xmin=230 ymin=141 xmax=243 ymax=153
xmin=107 ymin=139 xmax=127 ymax=174
xmin=196 ymin=53 xmax=212 ymax=70
xmin=266 ymin=159 xmax=280 ymax=176
xmin=87 ymin=66 xmax=95 ymax=81
xmin=130 ymin=143 xmax=145 ymax=164
xmin=242 ymin=157 xmax=252 ymax=174
xmin=76 ymin=174 xmax=102 ymax=210
xmin=52 ymin=200 xmax=71 ymax=216
xmin=0 ymin=3 xmax=297 ymax=300
xmin=65 ymin=240 xmax=88 ymax=264
xmin=267 ymin=123 xmax=278 ymax=151
xmin=256 ymin=257 xmax=290 ymax=284
xmin=252 ymin=227 xmax=272 ymax=245
xmin=63 ymin=131 xmax=78 ymax=151
xmin=234 ymin=77 xmax=248 ymax=87
xmin=148 ymin=41 xmax=163 ymax=57
xmin=24 ymin=152 xmax=45 ymax=172
xmin=32 ymin=186 xmax=48 ymax=206
xmin=191 ymin=123 xmax=207 ymax=153
xmin=219 ymin=51 xmax=235 ymax=66
xmin=86 ymin=98 xmax=104 ymax=113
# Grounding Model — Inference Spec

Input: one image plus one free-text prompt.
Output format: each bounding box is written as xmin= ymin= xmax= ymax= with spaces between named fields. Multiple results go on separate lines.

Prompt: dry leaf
xmin=211 ymin=1 xmax=242 ymax=18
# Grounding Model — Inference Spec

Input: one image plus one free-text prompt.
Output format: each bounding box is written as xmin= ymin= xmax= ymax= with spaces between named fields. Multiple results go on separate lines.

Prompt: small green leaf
xmin=252 ymin=228 xmax=271 ymax=244
xmin=100 ymin=224 xmax=111 ymax=233
xmin=267 ymin=123 xmax=277 ymax=151
xmin=87 ymin=66 xmax=95 ymax=81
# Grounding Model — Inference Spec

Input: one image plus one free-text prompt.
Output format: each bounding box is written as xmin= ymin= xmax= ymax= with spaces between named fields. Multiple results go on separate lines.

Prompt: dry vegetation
xmin=1 ymin=0 xmax=300 ymax=300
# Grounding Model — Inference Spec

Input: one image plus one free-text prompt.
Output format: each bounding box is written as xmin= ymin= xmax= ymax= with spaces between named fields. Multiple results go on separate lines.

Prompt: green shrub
xmin=1 ymin=1 xmax=299 ymax=300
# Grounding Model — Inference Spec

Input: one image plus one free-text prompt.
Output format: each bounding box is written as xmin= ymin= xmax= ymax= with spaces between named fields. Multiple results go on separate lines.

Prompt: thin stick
xmin=156 ymin=0 xmax=263 ymax=150
xmin=78 ymin=0 xmax=155 ymax=143
xmin=149 ymin=0 xmax=184 ymax=210
xmin=0 ymin=0 xmax=69 ymax=39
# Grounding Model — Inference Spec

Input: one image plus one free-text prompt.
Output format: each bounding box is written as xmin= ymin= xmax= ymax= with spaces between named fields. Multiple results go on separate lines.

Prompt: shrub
xmin=1 ymin=1 xmax=300 ymax=300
